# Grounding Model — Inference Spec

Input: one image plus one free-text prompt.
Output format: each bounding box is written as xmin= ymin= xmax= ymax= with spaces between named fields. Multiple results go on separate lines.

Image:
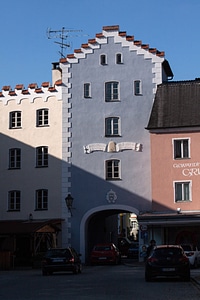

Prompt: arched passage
xmin=80 ymin=204 xmax=139 ymax=263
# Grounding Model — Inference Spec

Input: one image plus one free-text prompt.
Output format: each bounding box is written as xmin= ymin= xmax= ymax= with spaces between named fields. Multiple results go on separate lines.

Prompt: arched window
xmin=36 ymin=189 xmax=48 ymax=210
xmin=105 ymin=117 xmax=120 ymax=136
xmin=36 ymin=108 xmax=49 ymax=127
xmin=116 ymin=53 xmax=122 ymax=64
xmin=105 ymin=159 xmax=121 ymax=180
xmin=105 ymin=81 xmax=119 ymax=101
xmin=100 ymin=54 xmax=107 ymax=65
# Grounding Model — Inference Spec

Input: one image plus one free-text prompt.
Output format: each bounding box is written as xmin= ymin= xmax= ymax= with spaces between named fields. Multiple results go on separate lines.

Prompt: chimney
xmin=52 ymin=62 xmax=62 ymax=85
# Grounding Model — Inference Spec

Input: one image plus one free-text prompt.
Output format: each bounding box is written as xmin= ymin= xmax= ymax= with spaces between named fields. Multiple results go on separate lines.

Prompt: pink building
xmin=139 ymin=79 xmax=200 ymax=252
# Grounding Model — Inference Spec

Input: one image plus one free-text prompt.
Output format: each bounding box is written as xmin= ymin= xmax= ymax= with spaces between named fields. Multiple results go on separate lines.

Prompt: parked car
xmin=145 ymin=245 xmax=190 ymax=282
xmin=90 ymin=243 xmax=121 ymax=265
xmin=42 ymin=247 xmax=82 ymax=275
xmin=127 ymin=242 xmax=139 ymax=258
xmin=181 ymin=244 xmax=200 ymax=268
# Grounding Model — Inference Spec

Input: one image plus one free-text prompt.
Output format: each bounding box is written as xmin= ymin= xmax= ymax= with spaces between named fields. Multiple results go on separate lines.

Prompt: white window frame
xmin=8 ymin=190 xmax=21 ymax=211
xmin=36 ymin=108 xmax=49 ymax=127
xmin=173 ymin=138 xmax=190 ymax=159
xmin=134 ymin=80 xmax=142 ymax=95
xmin=100 ymin=54 xmax=107 ymax=65
xmin=84 ymin=83 xmax=91 ymax=98
xmin=116 ymin=53 xmax=123 ymax=64
xmin=9 ymin=148 xmax=21 ymax=169
xmin=105 ymin=81 xmax=120 ymax=102
xmin=9 ymin=111 xmax=21 ymax=129
xmin=35 ymin=189 xmax=48 ymax=210
xmin=173 ymin=180 xmax=192 ymax=202
xmin=36 ymin=146 xmax=48 ymax=167
xmin=105 ymin=159 xmax=121 ymax=180
xmin=105 ymin=117 xmax=120 ymax=136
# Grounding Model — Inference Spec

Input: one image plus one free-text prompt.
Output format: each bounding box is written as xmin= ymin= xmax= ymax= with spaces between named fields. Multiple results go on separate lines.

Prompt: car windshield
xmin=46 ymin=249 xmax=71 ymax=258
xmin=153 ymin=247 xmax=182 ymax=258
xmin=94 ymin=246 xmax=111 ymax=251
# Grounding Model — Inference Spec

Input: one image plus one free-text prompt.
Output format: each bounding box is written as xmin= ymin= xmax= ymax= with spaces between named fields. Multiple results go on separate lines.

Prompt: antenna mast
xmin=47 ymin=27 xmax=84 ymax=58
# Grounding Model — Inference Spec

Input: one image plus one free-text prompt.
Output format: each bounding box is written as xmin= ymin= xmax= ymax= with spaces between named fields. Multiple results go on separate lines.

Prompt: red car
xmin=90 ymin=243 xmax=121 ymax=265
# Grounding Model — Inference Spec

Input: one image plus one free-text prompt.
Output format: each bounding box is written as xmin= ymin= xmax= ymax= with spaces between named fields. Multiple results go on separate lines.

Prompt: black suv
xmin=145 ymin=245 xmax=190 ymax=282
xmin=42 ymin=247 xmax=82 ymax=275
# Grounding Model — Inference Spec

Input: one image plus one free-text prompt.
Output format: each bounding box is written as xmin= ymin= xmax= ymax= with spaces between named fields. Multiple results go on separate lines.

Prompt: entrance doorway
xmin=80 ymin=205 xmax=139 ymax=263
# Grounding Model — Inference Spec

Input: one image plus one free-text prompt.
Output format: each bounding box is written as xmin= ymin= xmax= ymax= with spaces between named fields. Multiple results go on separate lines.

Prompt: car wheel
xmin=78 ymin=264 xmax=82 ymax=273
xmin=73 ymin=265 xmax=79 ymax=274
xmin=182 ymin=271 xmax=190 ymax=282
xmin=145 ymin=272 xmax=152 ymax=282
xmin=182 ymin=274 xmax=190 ymax=282
xmin=42 ymin=269 xmax=48 ymax=276
xmin=193 ymin=259 xmax=198 ymax=269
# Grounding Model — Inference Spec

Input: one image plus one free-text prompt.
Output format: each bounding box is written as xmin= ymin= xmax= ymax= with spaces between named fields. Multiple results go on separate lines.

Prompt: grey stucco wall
xmin=61 ymin=35 xmax=164 ymax=253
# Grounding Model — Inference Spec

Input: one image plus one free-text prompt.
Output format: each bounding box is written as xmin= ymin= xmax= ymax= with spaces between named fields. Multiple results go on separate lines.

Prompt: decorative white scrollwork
xmin=83 ymin=142 xmax=142 ymax=154
xmin=83 ymin=143 xmax=107 ymax=154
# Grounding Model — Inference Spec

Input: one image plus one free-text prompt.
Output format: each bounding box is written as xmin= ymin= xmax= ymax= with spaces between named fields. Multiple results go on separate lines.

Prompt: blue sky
xmin=1 ymin=0 xmax=200 ymax=88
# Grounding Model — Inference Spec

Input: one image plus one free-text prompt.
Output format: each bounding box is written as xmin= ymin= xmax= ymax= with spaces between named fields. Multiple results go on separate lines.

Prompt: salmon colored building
xmin=139 ymin=79 xmax=200 ymax=252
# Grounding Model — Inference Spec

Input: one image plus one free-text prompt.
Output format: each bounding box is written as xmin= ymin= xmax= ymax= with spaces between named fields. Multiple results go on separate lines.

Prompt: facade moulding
xmin=0 ymin=82 xmax=62 ymax=105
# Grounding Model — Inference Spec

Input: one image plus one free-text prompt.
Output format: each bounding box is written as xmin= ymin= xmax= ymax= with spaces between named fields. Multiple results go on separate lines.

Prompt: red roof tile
xmin=42 ymin=82 xmax=50 ymax=88
xmin=15 ymin=84 xmax=24 ymax=90
xmin=103 ymin=25 xmax=119 ymax=31
xmin=28 ymin=83 xmax=37 ymax=89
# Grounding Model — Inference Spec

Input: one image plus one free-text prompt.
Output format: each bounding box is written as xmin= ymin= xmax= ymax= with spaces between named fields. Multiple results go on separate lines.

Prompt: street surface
xmin=0 ymin=261 xmax=200 ymax=300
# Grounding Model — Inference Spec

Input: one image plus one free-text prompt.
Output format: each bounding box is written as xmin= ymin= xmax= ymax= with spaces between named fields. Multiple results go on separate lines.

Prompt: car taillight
xmin=179 ymin=256 xmax=189 ymax=263
xmin=147 ymin=257 xmax=158 ymax=263
xmin=69 ymin=257 xmax=74 ymax=263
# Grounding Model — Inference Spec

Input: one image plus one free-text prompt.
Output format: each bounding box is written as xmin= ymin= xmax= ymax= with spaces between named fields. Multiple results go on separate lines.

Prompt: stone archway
xmin=80 ymin=204 xmax=139 ymax=263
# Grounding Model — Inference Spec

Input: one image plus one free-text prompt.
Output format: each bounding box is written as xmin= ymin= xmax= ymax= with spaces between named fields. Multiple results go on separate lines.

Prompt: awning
xmin=0 ymin=219 xmax=62 ymax=235
xmin=138 ymin=212 xmax=200 ymax=227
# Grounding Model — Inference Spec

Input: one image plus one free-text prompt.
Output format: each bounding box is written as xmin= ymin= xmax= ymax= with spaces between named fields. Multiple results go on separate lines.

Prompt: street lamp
xmin=65 ymin=194 xmax=74 ymax=216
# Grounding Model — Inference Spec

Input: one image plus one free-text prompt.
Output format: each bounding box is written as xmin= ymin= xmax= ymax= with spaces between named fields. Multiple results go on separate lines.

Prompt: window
xmin=9 ymin=111 xmax=21 ymax=129
xmin=8 ymin=190 xmax=20 ymax=211
xmin=100 ymin=54 xmax=107 ymax=65
xmin=36 ymin=146 xmax=48 ymax=167
xmin=9 ymin=148 xmax=21 ymax=169
xmin=116 ymin=53 xmax=122 ymax=64
xmin=36 ymin=109 xmax=49 ymax=127
xmin=84 ymin=83 xmax=91 ymax=98
xmin=174 ymin=181 xmax=191 ymax=202
xmin=106 ymin=159 xmax=121 ymax=180
xmin=105 ymin=117 xmax=120 ymax=136
xmin=105 ymin=81 xmax=119 ymax=102
xmin=35 ymin=189 xmax=48 ymax=210
xmin=134 ymin=80 xmax=142 ymax=95
xmin=173 ymin=139 xmax=190 ymax=159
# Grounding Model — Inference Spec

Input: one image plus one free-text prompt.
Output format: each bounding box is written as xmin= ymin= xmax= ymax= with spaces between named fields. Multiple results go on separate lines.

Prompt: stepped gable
xmin=59 ymin=25 xmax=166 ymax=64
xmin=0 ymin=80 xmax=62 ymax=104
xmin=147 ymin=79 xmax=200 ymax=129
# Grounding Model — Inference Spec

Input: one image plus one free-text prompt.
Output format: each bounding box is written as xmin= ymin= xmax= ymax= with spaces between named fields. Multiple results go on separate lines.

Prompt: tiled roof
xmin=147 ymin=79 xmax=200 ymax=129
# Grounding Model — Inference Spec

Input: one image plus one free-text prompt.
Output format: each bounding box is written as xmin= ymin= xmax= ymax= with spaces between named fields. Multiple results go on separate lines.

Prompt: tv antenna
xmin=47 ymin=27 xmax=86 ymax=58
